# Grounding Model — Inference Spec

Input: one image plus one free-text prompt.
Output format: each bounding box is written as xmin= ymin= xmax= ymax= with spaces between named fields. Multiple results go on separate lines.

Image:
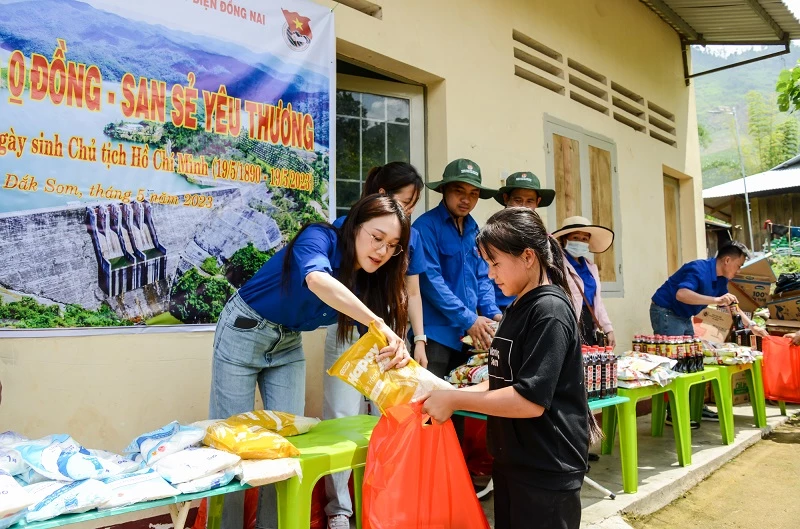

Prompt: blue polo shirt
xmin=566 ymin=254 xmax=596 ymax=308
xmin=651 ymin=257 xmax=729 ymax=318
xmin=332 ymin=216 xmax=426 ymax=276
xmin=414 ymin=201 xmax=501 ymax=350
xmin=238 ymin=225 xmax=341 ymax=331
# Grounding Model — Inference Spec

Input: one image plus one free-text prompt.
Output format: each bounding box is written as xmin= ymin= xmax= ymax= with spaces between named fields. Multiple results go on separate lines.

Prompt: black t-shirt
xmin=487 ymin=285 xmax=589 ymax=490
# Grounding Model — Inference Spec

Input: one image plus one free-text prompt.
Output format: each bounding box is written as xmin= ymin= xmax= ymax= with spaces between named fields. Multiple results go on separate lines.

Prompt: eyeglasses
xmin=362 ymin=228 xmax=403 ymax=256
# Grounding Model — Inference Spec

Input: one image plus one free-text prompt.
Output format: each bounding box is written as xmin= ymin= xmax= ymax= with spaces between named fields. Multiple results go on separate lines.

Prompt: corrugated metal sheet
xmin=702 ymin=167 xmax=800 ymax=199
xmin=640 ymin=0 xmax=800 ymax=43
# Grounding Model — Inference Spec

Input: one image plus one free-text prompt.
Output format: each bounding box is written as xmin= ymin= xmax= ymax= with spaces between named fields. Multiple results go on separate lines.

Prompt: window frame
xmin=544 ymin=115 xmax=624 ymax=296
xmin=334 ymin=74 xmax=426 ymax=216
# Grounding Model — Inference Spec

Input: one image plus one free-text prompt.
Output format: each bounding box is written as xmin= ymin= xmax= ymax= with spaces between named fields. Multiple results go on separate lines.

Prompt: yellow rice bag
xmin=327 ymin=322 xmax=453 ymax=413
xmin=224 ymin=411 xmax=320 ymax=437
xmin=204 ymin=422 xmax=299 ymax=460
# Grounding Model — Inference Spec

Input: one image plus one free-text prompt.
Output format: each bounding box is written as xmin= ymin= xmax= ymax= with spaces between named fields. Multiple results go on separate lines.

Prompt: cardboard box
xmin=766 ymin=318 xmax=800 ymax=336
xmin=707 ymin=371 xmax=751 ymax=405
xmin=728 ymin=254 xmax=776 ymax=313
xmin=693 ymin=308 xmax=733 ymax=344
xmin=767 ymin=289 xmax=800 ymax=321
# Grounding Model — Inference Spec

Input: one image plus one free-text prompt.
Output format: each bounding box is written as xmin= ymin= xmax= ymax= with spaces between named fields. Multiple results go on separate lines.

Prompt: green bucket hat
xmin=495 ymin=171 xmax=555 ymax=207
xmin=426 ymin=158 xmax=497 ymax=200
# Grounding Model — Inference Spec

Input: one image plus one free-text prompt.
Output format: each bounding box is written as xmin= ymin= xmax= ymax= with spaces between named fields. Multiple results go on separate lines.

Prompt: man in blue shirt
xmin=414 ymin=158 xmax=502 ymax=380
xmin=493 ymin=171 xmax=555 ymax=311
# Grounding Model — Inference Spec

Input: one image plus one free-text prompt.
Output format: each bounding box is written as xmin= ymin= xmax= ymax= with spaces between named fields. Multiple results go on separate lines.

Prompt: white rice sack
xmin=100 ymin=469 xmax=178 ymax=509
xmin=0 ymin=448 xmax=27 ymax=476
xmin=25 ymin=479 xmax=111 ymax=522
xmin=15 ymin=467 xmax=50 ymax=485
xmin=0 ymin=471 xmax=34 ymax=518
xmin=125 ymin=422 xmax=205 ymax=465
xmin=0 ymin=432 xmax=28 ymax=448
xmin=174 ymin=467 xmax=236 ymax=494
xmin=151 ymin=447 xmax=240 ymax=485
xmin=234 ymin=458 xmax=302 ymax=487
xmin=0 ymin=511 xmax=26 ymax=529
xmin=190 ymin=419 xmax=220 ymax=431
xmin=16 ymin=435 xmax=139 ymax=481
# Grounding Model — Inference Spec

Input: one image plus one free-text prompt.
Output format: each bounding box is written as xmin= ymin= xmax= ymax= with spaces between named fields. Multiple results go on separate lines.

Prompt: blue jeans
xmin=210 ymin=292 xmax=306 ymax=529
xmin=649 ymin=303 xmax=694 ymax=336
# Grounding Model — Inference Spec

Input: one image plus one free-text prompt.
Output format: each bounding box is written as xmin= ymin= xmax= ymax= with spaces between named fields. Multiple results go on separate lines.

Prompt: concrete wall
xmin=0 ymin=0 xmax=703 ymax=451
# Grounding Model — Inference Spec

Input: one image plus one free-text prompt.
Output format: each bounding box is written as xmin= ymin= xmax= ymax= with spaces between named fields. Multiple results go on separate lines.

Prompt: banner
xmin=0 ymin=0 xmax=335 ymax=330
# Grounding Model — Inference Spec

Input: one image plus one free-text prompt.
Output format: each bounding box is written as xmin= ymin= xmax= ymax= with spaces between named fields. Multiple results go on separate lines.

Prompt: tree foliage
xmin=169 ymin=268 xmax=234 ymax=324
xmin=747 ymin=91 xmax=799 ymax=172
xmin=0 ymin=297 xmax=132 ymax=328
xmin=225 ymin=243 xmax=276 ymax=288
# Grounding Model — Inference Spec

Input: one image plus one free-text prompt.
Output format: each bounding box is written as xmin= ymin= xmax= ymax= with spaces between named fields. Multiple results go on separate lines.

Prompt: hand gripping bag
xmin=362 ymin=403 xmax=489 ymax=529
xmin=328 ymin=322 xmax=453 ymax=414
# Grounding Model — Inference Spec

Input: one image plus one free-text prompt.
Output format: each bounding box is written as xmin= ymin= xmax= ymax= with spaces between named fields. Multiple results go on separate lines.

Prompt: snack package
xmin=328 ymin=322 xmax=453 ymax=413
xmin=204 ymin=423 xmax=299 ymax=460
xmin=15 ymin=435 xmax=140 ymax=481
xmin=223 ymin=411 xmax=320 ymax=437
xmin=150 ymin=446 xmax=240 ymax=485
xmin=234 ymin=458 xmax=303 ymax=487
xmin=125 ymin=422 xmax=205 ymax=465
xmin=25 ymin=479 xmax=111 ymax=522
xmin=100 ymin=469 xmax=179 ymax=509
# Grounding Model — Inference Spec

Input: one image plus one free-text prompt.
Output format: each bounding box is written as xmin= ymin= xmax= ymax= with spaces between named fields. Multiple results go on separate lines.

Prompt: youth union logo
xmin=281 ymin=8 xmax=313 ymax=52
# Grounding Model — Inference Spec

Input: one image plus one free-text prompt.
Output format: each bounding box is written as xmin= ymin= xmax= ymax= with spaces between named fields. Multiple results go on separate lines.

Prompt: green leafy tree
xmin=698 ymin=123 xmax=712 ymax=150
xmin=200 ymin=256 xmax=221 ymax=276
xmin=169 ymin=268 xmax=234 ymax=324
xmin=225 ymin=243 xmax=276 ymax=288
xmin=746 ymin=91 xmax=798 ymax=172
xmin=0 ymin=297 xmax=131 ymax=328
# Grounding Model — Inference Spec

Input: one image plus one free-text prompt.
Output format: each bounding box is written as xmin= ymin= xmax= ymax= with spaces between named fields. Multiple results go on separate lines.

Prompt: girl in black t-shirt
xmin=420 ymin=207 xmax=599 ymax=529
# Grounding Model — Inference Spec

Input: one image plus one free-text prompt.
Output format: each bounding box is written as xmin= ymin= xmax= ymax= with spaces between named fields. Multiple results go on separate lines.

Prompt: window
xmin=545 ymin=117 xmax=624 ymax=295
xmin=334 ymin=74 xmax=424 ymax=218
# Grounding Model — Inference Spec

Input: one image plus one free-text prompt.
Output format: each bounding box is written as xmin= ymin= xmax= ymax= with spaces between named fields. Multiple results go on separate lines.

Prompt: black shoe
xmin=701 ymin=406 xmax=719 ymax=422
xmin=588 ymin=453 xmax=600 ymax=462
xmin=665 ymin=414 xmax=700 ymax=429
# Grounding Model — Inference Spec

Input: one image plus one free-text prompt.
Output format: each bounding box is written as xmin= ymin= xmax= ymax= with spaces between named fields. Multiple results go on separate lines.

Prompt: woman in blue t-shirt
xmin=209 ymin=193 xmax=411 ymax=528
xmin=324 ymin=162 xmax=426 ymax=528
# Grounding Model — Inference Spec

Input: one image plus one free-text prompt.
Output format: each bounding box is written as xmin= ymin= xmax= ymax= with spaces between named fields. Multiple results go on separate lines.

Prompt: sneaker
xmin=475 ymin=478 xmax=494 ymax=500
xmin=328 ymin=515 xmax=350 ymax=529
xmin=701 ymin=406 xmax=719 ymax=422
xmin=665 ymin=414 xmax=700 ymax=429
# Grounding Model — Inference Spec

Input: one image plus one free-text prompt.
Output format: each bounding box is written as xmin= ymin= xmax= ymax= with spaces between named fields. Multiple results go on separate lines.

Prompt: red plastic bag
xmin=191 ymin=489 xmax=258 ymax=529
xmin=763 ymin=335 xmax=800 ymax=403
xmin=462 ymin=417 xmax=493 ymax=477
xmin=363 ymin=403 xmax=489 ymax=529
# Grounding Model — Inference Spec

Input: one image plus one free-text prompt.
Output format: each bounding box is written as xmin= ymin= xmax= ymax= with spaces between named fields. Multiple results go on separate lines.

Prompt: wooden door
xmin=663 ymin=176 xmax=682 ymax=275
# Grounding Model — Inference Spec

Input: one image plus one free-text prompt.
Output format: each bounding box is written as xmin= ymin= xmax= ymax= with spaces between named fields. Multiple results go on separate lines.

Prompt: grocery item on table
xmin=222 ymin=411 xmax=320 ymax=437
xmin=0 ymin=432 xmax=27 ymax=448
xmin=14 ymin=467 xmax=50 ymax=485
xmin=0 ymin=447 xmax=27 ymax=476
xmin=460 ymin=322 xmax=499 ymax=352
xmin=124 ymin=421 xmax=205 ymax=465
xmin=150 ymin=446 xmax=240 ymax=485
xmin=582 ymin=346 xmax=619 ymax=400
xmin=616 ymin=353 xmax=679 ymax=388
xmin=204 ymin=422 xmax=299 ymax=460
xmin=15 ymin=435 xmax=140 ymax=481
xmin=175 ymin=466 xmax=236 ymax=494
xmin=0 ymin=471 xmax=33 ymax=518
xmin=446 ymin=353 xmax=489 ymax=387
xmin=100 ymin=469 xmax=179 ymax=509
xmin=328 ymin=322 xmax=453 ymax=413
xmin=24 ymin=479 xmax=111 ymax=522
xmin=0 ymin=511 xmax=26 ymax=529
xmin=234 ymin=458 xmax=303 ymax=487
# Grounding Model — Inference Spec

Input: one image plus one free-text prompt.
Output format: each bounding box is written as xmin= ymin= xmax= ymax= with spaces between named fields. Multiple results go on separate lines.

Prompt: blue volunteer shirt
xmin=566 ymin=254 xmax=596 ymax=308
xmin=414 ymin=201 xmax=501 ymax=351
xmin=238 ymin=225 xmax=341 ymax=331
xmin=651 ymin=257 xmax=729 ymax=318
xmin=332 ymin=216 xmax=426 ymax=276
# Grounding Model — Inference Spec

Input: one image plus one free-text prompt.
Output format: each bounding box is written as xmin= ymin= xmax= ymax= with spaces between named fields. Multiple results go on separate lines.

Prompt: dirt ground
xmin=625 ymin=414 xmax=800 ymax=529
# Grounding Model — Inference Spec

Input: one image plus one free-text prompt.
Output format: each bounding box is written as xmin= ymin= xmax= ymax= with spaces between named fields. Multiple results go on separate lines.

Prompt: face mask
xmin=565 ymin=240 xmax=591 ymax=260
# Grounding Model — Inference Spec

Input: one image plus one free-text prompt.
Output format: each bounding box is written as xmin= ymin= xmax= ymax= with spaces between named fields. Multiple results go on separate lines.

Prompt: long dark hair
xmin=476 ymin=207 xmax=571 ymax=299
xmin=363 ymin=162 xmax=424 ymax=203
xmin=476 ymin=207 xmax=603 ymax=444
xmin=282 ymin=194 xmax=410 ymax=343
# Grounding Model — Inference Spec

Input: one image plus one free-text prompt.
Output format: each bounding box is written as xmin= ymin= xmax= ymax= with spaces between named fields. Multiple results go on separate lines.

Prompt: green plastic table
xmin=209 ymin=414 xmax=379 ymax=529
xmin=703 ymin=358 xmax=767 ymax=434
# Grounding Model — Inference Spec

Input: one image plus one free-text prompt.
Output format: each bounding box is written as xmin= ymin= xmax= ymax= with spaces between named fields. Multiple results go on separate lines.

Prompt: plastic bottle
xmin=632 ymin=335 xmax=643 ymax=353
xmin=694 ymin=335 xmax=704 ymax=372
xmin=645 ymin=335 xmax=657 ymax=356
xmin=582 ymin=346 xmax=590 ymax=399
xmin=665 ymin=335 xmax=677 ymax=365
xmin=675 ymin=336 xmax=686 ymax=373
xmin=604 ymin=346 xmax=614 ymax=399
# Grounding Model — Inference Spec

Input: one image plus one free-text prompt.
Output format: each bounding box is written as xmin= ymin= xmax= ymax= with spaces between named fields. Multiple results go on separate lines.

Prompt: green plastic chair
xmin=703 ymin=358 xmax=767 ymax=433
xmin=209 ymin=414 xmax=379 ymax=529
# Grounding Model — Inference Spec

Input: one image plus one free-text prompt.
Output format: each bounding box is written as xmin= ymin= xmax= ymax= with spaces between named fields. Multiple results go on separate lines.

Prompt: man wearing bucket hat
xmin=414 ymin=158 xmax=502 ymax=380
xmin=552 ymin=216 xmax=616 ymax=348
xmin=493 ymin=171 xmax=556 ymax=311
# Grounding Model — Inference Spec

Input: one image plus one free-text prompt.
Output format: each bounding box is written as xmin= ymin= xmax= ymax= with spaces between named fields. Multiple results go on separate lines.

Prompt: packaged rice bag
xmin=328 ymin=322 xmax=453 ymax=413
xmin=0 ymin=447 xmax=27 ymax=476
xmin=100 ymin=469 xmax=178 ymax=509
xmin=223 ymin=411 xmax=320 ymax=437
xmin=0 ymin=471 xmax=34 ymax=518
xmin=125 ymin=422 xmax=205 ymax=465
xmin=234 ymin=458 xmax=302 ymax=487
xmin=0 ymin=432 xmax=27 ymax=448
xmin=151 ymin=446 xmax=240 ymax=485
xmin=16 ymin=435 xmax=140 ymax=481
xmin=204 ymin=423 xmax=299 ymax=460
xmin=175 ymin=466 xmax=236 ymax=494
xmin=0 ymin=511 xmax=26 ymax=529
xmin=25 ymin=479 xmax=111 ymax=522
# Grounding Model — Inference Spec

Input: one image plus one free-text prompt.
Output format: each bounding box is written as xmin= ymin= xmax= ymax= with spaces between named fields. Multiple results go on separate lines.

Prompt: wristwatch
xmin=413 ymin=334 xmax=427 ymax=344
